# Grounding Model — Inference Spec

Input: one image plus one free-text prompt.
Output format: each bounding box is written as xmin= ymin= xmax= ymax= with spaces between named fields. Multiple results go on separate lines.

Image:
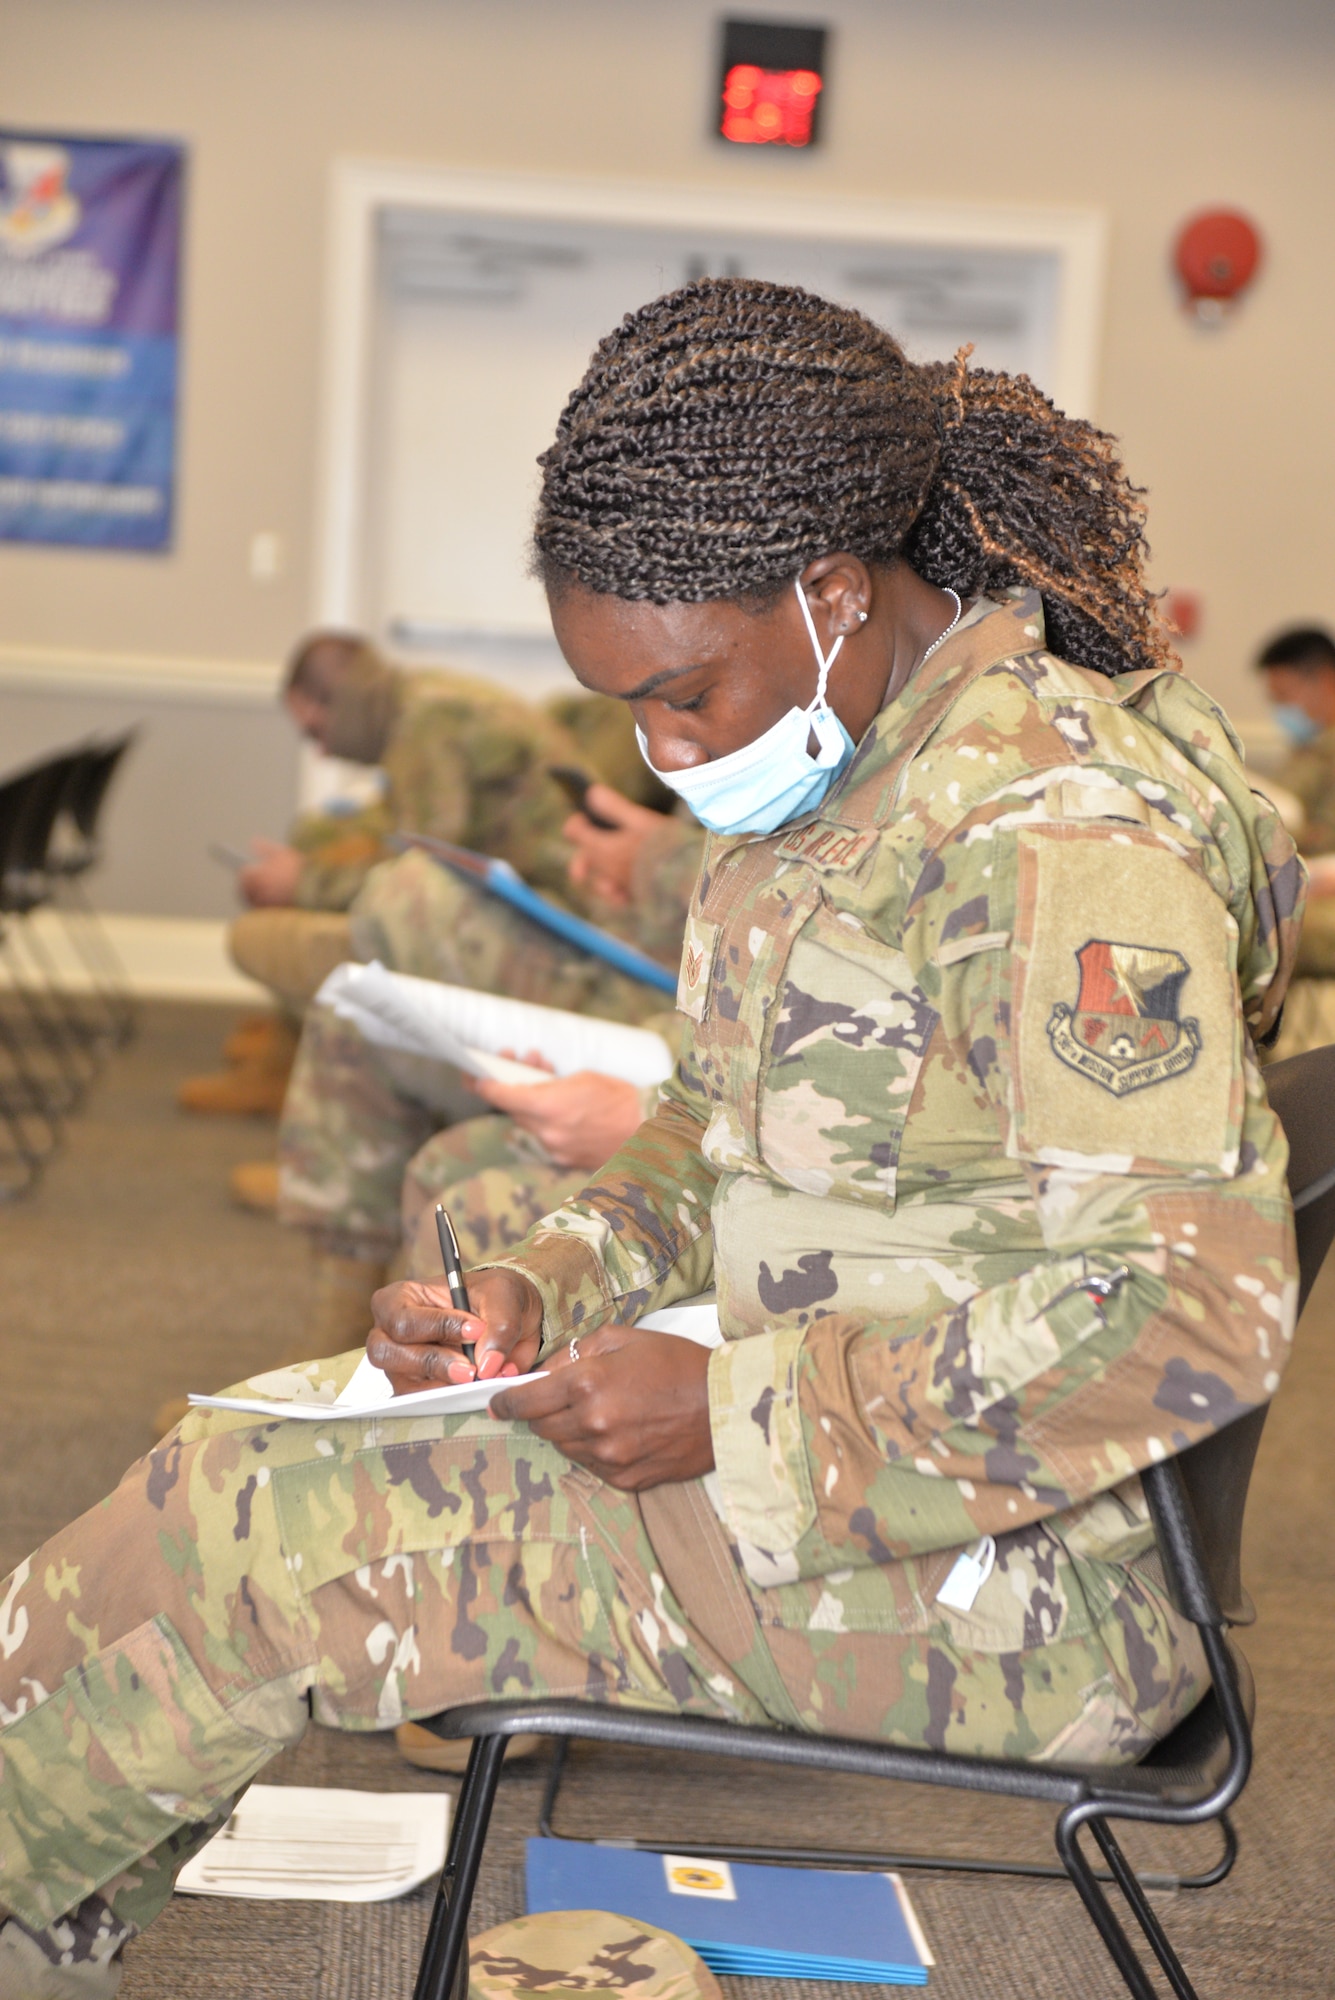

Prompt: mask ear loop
xmin=794 ymin=575 xmax=844 ymax=709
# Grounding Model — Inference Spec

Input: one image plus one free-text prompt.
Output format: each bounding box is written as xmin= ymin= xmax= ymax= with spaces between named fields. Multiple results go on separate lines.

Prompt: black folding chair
xmin=0 ymin=759 xmax=94 ymax=1127
xmin=408 ymin=1040 xmax=1335 ymax=2000
xmin=46 ymin=732 xmax=139 ymax=1046
xmin=1 ymin=749 xmax=109 ymax=1098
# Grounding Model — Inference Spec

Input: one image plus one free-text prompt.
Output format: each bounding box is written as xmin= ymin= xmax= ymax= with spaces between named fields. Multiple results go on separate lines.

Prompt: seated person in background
xmin=1255 ymin=626 xmax=1335 ymax=1058
xmin=271 ymin=787 xmax=703 ymax=1355
xmin=149 ymin=787 xmax=698 ymax=1426
xmin=0 ymin=281 xmax=1305 ymax=2000
xmin=178 ymin=631 xmax=626 ymax=1115
xmin=1256 ymin=625 xmax=1335 ymax=849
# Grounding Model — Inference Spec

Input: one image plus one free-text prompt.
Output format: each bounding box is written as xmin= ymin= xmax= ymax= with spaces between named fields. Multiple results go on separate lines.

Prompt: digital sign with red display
xmin=717 ymin=20 xmax=828 ymax=150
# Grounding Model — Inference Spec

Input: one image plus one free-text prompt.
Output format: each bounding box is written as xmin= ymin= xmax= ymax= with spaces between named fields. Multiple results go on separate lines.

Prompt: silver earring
xmin=857 ymin=610 xmax=868 ymax=623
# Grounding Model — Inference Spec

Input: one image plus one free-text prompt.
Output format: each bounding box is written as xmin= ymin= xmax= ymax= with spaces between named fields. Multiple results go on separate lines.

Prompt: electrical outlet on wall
xmin=249 ymin=530 xmax=284 ymax=581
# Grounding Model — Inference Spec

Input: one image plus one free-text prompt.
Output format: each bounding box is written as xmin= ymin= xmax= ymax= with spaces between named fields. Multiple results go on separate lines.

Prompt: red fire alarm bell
xmin=717 ymin=20 xmax=828 ymax=149
xmin=1163 ymin=589 xmax=1203 ymax=644
xmin=1173 ymin=210 xmax=1263 ymax=324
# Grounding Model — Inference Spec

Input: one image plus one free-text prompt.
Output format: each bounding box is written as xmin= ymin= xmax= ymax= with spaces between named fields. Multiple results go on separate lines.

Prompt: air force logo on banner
xmin=0 ymin=144 xmax=81 ymax=255
xmin=1048 ymin=940 xmax=1200 ymax=1096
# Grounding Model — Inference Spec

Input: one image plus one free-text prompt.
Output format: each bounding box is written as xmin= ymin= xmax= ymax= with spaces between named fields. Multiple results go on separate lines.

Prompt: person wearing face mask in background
xmin=1256 ymin=626 xmax=1335 ymax=853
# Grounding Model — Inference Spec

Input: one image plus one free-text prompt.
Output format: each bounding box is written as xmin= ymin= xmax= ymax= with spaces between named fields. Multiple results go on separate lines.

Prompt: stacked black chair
xmin=46 ymin=732 xmax=140 ymax=1047
xmin=0 ymin=765 xmax=67 ymax=1196
xmin=0 ymin=734 xmax=138 ymax=1197
xmin=408 ymin=1040 xmax=1335 ymax=2000
xmin=2 ymin=750 xmax=104 ymax=1103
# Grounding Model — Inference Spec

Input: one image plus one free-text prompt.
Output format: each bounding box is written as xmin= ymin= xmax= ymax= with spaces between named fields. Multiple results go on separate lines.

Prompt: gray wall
xmin=0 ymin=685 xmax=299 ymax=920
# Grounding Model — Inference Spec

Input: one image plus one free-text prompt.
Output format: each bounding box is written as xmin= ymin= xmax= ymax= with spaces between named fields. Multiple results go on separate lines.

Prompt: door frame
xmin=313 ymin=159 xmax=1107 ymax=624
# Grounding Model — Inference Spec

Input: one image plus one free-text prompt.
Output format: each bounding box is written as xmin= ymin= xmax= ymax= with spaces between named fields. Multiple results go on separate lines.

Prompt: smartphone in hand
xmin=547 ymin=765 xmax=619 ymax=830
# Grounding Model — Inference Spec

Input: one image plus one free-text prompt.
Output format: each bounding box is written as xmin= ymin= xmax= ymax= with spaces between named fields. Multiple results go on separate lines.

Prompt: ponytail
xmin=908 ymin=350 xmax=1173 ymax=680
xmin=535 ymin=280 xmax=1172 ymax=681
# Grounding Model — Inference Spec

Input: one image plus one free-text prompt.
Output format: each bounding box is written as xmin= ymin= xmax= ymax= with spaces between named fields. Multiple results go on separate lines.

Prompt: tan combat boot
xmin=177 ymin=1016 xmax=299 ymax=1117
xmin=222 ymin=1012 xmax=291 ymax=1063
xmin=395 ymin=1722 xmax=544 ymax=1773
xmin=151 ymin=1395 xmax=190 ymax=1438
xmin=230 ymin=1160 xmax=280 ymax=1212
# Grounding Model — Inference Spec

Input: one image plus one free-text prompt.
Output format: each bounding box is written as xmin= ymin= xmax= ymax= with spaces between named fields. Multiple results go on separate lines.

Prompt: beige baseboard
xmin=1 ymin=912 xmax=269 ymax=1004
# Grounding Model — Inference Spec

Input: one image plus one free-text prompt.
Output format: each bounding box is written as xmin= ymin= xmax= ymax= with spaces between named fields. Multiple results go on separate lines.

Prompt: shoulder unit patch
xmin=1048 ymin=940 xmax=1200 ymax=1096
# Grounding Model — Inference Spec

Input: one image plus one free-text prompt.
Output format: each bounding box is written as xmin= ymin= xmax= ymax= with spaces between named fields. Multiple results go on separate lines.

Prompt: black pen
xmin=435 ymin=1204 xmax=476 ymax=1368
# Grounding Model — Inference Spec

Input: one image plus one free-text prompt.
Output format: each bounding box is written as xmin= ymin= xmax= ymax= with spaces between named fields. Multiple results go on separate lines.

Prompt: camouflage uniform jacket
xmin=612 ymin=813 xmax=708 ymax=968
xmin=295 ymin=668 xmax=593 ymax=911
xmin=1273 ymin=723 xmax=1335 ymax=855
xmin=486 ymin=590 xmax=1304 ymax=1610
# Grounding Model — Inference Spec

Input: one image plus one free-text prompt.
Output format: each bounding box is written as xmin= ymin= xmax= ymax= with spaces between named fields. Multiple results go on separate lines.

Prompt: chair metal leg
xmin=0 ymin=994 xmax=63 ymax=1160
xmin=12 ymin=917 xmax=101 ymax=1085
xmin=1088 ymin=1817 xmax=1197 ymax=2000
xmin=1057 ymin=1809 xmax=1169 ymax=2000
xmin=57 ymin=880 xmax=137 ymax=1045
xmin=413 ymin=1735 xmax=508 ymax=2000
xmin=1058 ymin=1801 xmax=1205 ymax=2000
xmin=536 ymin=1734 xmax=571 ymax=1839
xmin=0 ymin=932 xmax=87 ymax=1113
xmin=534 ymin=1731 xmax=1233 ymax=1893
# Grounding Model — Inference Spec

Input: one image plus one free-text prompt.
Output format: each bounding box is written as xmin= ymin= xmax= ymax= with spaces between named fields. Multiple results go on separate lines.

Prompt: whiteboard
xmin=360 ymin=206 xmax=1064 ymax=692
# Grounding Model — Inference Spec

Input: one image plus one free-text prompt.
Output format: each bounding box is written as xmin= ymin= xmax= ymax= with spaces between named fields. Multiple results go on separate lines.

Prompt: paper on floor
xmin=175 ymin=1786 xmax=448 ymax=1902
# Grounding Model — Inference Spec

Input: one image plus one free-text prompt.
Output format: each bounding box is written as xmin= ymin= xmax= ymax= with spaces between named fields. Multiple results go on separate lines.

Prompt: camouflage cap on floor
xmin=467 ymin=1909 xmax=722 ymax=1999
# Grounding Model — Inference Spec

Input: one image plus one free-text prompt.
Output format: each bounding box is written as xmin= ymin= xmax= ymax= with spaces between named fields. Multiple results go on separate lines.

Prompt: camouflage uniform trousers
xmin=401 ymin=1116 xmax=590 ymax=1279
xmin=221 ymin=804 xmax=395 ymax=1014
xmin=0 ymin=1348 xmax=1199 ymax=1976
xmin=278 ymin=849 xmax=669 ymax=1257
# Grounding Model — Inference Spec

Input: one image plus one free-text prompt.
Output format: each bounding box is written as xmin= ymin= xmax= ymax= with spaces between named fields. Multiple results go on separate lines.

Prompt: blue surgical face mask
xmin=635 ymin=576 xmax=856 ymax=836
xmin=1272 ymin=701 xmax=1323 ymax=748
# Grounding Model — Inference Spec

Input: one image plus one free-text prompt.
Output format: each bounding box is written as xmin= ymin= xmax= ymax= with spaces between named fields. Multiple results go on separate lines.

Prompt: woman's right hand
xmin=563 ymin=784 xmax=663 ymax=907
xmin=367 ymin=1267 xmax=545 ymax=1393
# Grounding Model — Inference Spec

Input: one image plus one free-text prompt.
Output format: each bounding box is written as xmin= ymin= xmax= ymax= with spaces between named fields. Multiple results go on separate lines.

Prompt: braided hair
xmin=533 ymin=278 xmax=1171 ymax=681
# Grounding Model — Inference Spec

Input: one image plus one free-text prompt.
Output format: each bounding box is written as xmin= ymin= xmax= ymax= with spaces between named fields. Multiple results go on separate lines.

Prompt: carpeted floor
xmin=1 ymin=1000 xmax=1332 ymax=1998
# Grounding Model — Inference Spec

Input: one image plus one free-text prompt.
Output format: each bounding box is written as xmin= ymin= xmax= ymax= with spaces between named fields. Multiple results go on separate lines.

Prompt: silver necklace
xmin=919 ymin=588 xmax=963 ymax=667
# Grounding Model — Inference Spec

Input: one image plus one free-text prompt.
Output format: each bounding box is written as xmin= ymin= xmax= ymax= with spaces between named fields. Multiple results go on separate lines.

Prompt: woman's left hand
xmin=468 ymin=1067 xmax=643 ymax=1170
xmin=490 ymin=1324 xmax=715 ymax=1490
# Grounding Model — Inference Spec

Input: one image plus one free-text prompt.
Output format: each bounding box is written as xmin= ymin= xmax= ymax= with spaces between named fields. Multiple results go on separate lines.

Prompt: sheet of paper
xmin=316 ymin=961 xmax=673 ymax=1088
xmin=189 ymin=1354 xmax=545 ymax=1422
xmin=636 ymin=1295 xmax=723 ymax=1348
xmin=175 ymin=1785 xmax=448 ymax=1903
xmin=460 ymin=1045 xmax=552 ymax=1086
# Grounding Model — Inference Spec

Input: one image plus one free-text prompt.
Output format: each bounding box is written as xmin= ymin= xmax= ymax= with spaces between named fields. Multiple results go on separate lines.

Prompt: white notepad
xmin=188 ymin=1353 xmax=545 ymax=1422
xmin=176 ymin=1785 xmax=449 ymax=1902
xmin=187 ymin=1300 xmax=720 ymax=1424
xmin=316 ymin=960 xmax=674 ymax=1087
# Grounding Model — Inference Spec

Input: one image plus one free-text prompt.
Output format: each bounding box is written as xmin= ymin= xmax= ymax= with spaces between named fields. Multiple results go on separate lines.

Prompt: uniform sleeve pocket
xmin=1009 ymin=825 xmax=1244 ymax=1176
xmin=757 ymin=902 xmax=937 ymax=1207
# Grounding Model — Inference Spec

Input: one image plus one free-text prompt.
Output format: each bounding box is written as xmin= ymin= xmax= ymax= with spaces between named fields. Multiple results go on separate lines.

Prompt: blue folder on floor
xmin=525 ymin=1837 xmax=933 ymax=1984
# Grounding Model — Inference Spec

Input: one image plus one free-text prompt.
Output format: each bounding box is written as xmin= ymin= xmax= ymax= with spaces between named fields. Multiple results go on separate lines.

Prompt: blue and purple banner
xmin=0 ymin=133 xmax=184 ymax=551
